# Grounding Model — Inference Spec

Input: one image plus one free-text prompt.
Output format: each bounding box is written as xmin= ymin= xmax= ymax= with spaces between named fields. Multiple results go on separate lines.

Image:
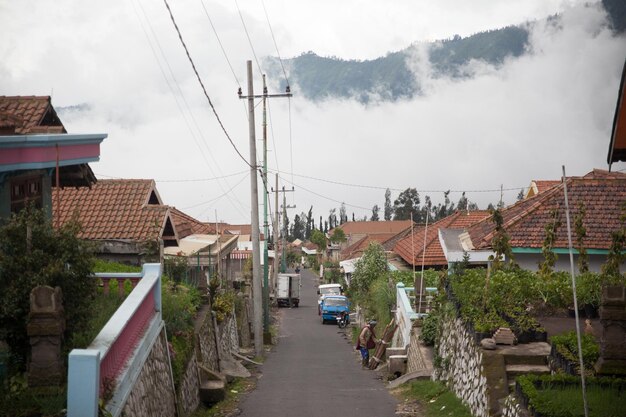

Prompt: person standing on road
xmin=356 ymin=320 xmax=377 ymax=368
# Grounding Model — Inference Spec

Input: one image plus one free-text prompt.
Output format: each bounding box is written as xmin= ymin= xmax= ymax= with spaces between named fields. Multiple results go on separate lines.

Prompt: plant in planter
xmin=576 ymin=272 xmax=601 ymax=318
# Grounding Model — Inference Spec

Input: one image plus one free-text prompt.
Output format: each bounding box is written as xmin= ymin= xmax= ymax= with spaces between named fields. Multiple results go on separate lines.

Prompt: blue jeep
xmin=320 ymin=295 xmax=350 ymax=324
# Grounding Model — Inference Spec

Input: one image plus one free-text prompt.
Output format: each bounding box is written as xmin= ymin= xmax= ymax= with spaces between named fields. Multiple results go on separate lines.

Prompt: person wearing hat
xmin=356 ymin=320 xmax=377 ymax=368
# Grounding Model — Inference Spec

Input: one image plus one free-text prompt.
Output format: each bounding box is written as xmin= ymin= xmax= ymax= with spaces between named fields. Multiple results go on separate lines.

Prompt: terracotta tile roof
xmin=169 ymin=207 xmax=216 ymax=238
xmin=332 ymin=220 xmax=413 ymax=236
xmin=340 ymin=233 xmax=398 ymax=260
xmin=224 ymin=224 xmax=253 ymax=235
xmin=52 ymin=179 xmax=172 ymax=241
xmin=468 ymin=171 xmax=626 ymax=250
xmin=0 ymin=96 xmax=66 ymax=135
xmin=394 ymin=210 xmax=491 ymax=267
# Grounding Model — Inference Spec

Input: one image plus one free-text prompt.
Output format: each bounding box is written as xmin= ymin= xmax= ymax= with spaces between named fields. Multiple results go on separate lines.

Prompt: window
xmin=10 ymin=176 xmax=43 ymax=213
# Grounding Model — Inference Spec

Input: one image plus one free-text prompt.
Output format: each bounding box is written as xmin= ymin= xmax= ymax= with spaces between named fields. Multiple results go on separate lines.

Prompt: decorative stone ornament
xmin=27 ymin=286 xmax=65 ymax=386
xmin=493 ymin=327 xmax=517 ymax=345
xmin=595 ymin=284 xmax=626 ymax=376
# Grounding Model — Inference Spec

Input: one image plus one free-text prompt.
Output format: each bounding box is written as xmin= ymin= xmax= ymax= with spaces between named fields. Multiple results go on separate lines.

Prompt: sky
xmin=1 ymin=0 xmax=625 ymax=225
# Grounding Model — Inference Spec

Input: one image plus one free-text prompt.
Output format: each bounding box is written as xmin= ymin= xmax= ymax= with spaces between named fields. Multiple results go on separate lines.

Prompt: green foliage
xmin=164 ymin=256 xmax=189 ymax=283
xmin=329 ymin=228 xmax=346 ymax=244
xmin=576 ymin=272 xmax=601 ymax=307
xmin=0 ymin=208 xmax=96 ymax=368
xmin=310 ymin=229 xmax=327 ymax=252
xmin=517 ymin=374 xmax=626 ymax=417
xmin=550 ymin=331 xmax=600 ymax=372
xmin=602 ymin=200 xmax=626 ymax=277
xmin=213 ymin=291 xmax=235 ymax=324
xmin=403 ymin=380 xmax=473 ymax=417
xmin=69 ymin=292 xmax=125 ymax=349
xmin=0 ymin=378 xmax=67 ymax=417
xmin=161 ymin=277 xmax=201 ymax=338
xmin=384 ymin=188 xmax=392 ymax=221
xmin=574 ymin=202 xmax=589 ymax=273
xmin=170 ymin=333 xmax=194 ymax=388
xmin=93 ymin=259 xmax=141 ymax=273
xmin=351 ymin=242 xmax=388 ymax=302
xmin=540 ymin=207 xmax=562 ymax=276
xmin=393 ymin=188 xmax=421 ymax=221
xmin=489 ymin=208 xmax=514 ymax=270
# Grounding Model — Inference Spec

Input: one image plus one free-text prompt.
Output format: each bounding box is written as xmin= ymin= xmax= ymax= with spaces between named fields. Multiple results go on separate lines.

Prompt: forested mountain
xmin=266 ymin=0 xmax=625 ymax=104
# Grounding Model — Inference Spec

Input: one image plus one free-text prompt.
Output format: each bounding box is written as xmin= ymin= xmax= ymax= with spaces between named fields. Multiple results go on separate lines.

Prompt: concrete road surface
xmin=238 ymin=268 xmax=398 ymax=417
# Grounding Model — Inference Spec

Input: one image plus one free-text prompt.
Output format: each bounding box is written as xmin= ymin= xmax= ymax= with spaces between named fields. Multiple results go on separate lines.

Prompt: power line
xmin=269 ymin=169 xmax=527 ymax=194
xmin=133 ymin=0 xmax=248 ymax=218
xmin=234 ymin=0 xmax=263 ymax=75
xmin=200 ymin=0 xmax=241 ymax=88
xmin=278 ymin=174 xmax=371 ymax=211
xmin=266 ymin=99 xmax=280 ymax=174
xmin=162 ymin=0 xmax=252 ymax=169
xmin=260 ymin=0 xmax=290 ymax=87
xmin=182 ymin=171 xmax=250 ymax=211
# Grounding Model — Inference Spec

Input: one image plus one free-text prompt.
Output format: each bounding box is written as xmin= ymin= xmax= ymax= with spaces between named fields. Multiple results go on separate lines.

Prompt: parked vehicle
xmin=336 ymin=311 xmax=349 ymax=328
xmin=320 ymin=295 xmax=350 ymax=324
xmin=276 ymin=273 xmax=301 ymax=307
xmin=317 ymin=283 xmax=342 ymax=314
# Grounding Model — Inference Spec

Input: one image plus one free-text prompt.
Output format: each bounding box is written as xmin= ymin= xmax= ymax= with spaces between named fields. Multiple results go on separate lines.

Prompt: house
xmin=393 ymin=210 xmax=491 ymax=270
xmin=608 ymin=58 xmax=626 ymax=166
xmin=524 ymin=180 xmax=560 ymax=199
xmin=0 ymin=96 xmax=106 ymax=221
xmin=440 ymin=170 xmax=626 ymax=272
xmin=329 ymin=220 xmax=414 ymax=261
xmin=53 ymin=179 xmax=177 ymax=265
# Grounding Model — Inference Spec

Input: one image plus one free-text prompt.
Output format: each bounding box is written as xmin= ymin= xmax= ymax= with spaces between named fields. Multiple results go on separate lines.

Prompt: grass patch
xmin=402 ymin=380 xmax=473 ymax=417
xmin=0 ymin=381 xmax=66 ymax=417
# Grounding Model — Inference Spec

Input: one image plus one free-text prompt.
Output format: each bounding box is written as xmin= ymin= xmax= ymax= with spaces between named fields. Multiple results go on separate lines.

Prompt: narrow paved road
xmin=238 ymin=268 xmax=398 ymax=417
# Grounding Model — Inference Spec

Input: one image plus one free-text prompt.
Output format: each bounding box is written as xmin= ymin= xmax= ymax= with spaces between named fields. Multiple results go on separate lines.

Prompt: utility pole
xmin=243 ymin=60 xmax=263 ymax=357
xmin=276 ymin=186 xmax=295 ymax=272
xmin=273 ymin=174 xmax=279 ymax=301
xmin=240 ymin=68 xmax=291 ymax=346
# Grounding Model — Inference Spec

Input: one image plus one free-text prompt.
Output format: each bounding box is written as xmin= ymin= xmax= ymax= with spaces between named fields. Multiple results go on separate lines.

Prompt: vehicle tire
xmin=321 ymin=316 xmax=325 ymax=325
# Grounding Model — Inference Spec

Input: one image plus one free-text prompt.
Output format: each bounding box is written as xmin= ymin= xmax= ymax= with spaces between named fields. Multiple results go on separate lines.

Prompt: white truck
xmin=276 ymin=273 xmax=301 ymax=307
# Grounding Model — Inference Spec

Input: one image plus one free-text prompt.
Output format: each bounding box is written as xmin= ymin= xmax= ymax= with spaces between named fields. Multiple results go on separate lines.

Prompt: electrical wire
xmin=260 ymin=0 xmax=290 ymax=87
xmin=200 ymin=0 xmax=241 ymax=88
xmin=234 ymin=0 xmax=263 ymax=76
xmin=278 ymin=174 xmax=371 ymax=211
xmin=266 ymin=100 xmax=281 ymax=174
xmin=163 ymin=0 xmax=253 ymax=169
xmin=183 ymin=171 xmax=249 ymax=211
xmin=134 ymin=0 xmax=248 ymax=218
xmin=96 ymin=170 xmax=248 ymax=183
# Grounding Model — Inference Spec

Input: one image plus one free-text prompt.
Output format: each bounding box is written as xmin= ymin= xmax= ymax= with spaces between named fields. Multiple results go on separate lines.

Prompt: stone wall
xmin=434 ymin=308 xmax=489 ymax=417
xmin=121 ymin=328 xmax=177 ymax=417
xmin=406 ymin=328 xmax=424 ymax=374
xmin=218 ymin=312 xmax=239 ymax=359
xmin=501 ymin=394 xmax=524 ymax=417
xmin=177 ymin=355 xmax=200 ymax=417
xmin=196 ymin=311 xmax=219 ymax=372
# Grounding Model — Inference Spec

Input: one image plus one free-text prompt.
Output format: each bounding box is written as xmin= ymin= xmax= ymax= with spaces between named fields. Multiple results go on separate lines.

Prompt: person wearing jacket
xmin=356 ymin=320 xmax=377 ymax=368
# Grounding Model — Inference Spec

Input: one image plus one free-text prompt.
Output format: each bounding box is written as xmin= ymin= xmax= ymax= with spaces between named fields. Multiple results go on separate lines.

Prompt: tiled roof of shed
xmin=340 ymin=233 xmax=398 ymax=260
xmin=468 ymin=171 xmax=626 ymax=250
xmin=0 ymin=96 xmax=66 ymax=135
xmin=394 ymin=210 xmax=491 ymax=267
xmin=169 ymin=207 xmax=215 ymax=238
xmin=53 ymin=179 xmax=170 ymax=241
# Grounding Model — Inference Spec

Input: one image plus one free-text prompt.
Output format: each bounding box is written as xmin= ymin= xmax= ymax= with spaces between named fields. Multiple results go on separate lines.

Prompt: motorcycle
xmin=336 ymin=311 xmax=349 ymax=328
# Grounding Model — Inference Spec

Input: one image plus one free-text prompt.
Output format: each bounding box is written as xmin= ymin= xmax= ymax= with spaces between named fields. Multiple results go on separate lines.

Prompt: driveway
xmin=238 ymin=268 xmax=398 ymax=417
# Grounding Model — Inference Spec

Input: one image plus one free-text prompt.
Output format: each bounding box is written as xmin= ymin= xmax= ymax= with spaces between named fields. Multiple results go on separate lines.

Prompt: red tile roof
xmin=332 ymin=220 xmax=413 ymax=235
xmin=394 ymin=210 xmax=491 ymax=267
xmin=468 ymin=172 xmax=626 ymax=251
xmin=169 ymin=207 xmax=216 ymax=238
xmin=340 ymin=233 xmax=398 ymax=260
xmin=53 ymin=179 xmax=172 ymax=241
xmin=0 ymin=96 xmax=66 ymax=135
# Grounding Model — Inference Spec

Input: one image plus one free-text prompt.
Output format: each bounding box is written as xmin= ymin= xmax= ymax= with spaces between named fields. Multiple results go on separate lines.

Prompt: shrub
xmin=550 ymin=331 xmax=599 ymax=372
xmin=0 ymin=208 xmax=96 ymax=368
xmin=161 ymin=277 xmax=201 ymax=338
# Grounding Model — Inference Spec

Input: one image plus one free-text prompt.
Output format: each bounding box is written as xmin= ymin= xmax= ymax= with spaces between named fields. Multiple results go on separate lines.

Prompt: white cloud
xmin=0 ymin=0 xmax=623 ymax=224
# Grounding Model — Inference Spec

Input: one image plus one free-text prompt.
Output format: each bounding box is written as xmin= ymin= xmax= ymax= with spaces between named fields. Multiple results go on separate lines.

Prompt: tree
xmin=330 ymin=228 xmax=347 ymax=244
xmin=602 ymin=201 xmax=626 ymax=278
xmin=339 ymin=203 xmax=348 ymax=224
xmin=457 ymin=192 xmax=468 ymax=211
xmin=539 ymin=207 xmax=561 ymax=276
xmin=319 ymin=216 xmax=323 ymax=232
xmin=310 ymin=229 xmax=327 ymax=255
xmin=489 ymin=208 xmax=514 ymax=270
xmin=0 ymin=207 xmax=96 ymax=366
xmin=371 ymin=204 xmax=380 ymax=221
xmin=305 ymin=206 xmax=313 ymax=239
xmin=517 ymin=188 xmax=525 ymax=201
xmin=351 ymin=242 xmax=388 ymax=301
xmin=328 ymin=208 xmax=337 ymax=230
xmin=291 ymin=214 xmax=304 ymax=240
xmin=324 ymin=220 xmax=328 ymax=234
xmin=393 ymin=188 xmax=421 ymax=221
xmin=352 ymin=212 xmax=355 ymax=222
xmin=574 ymin=202 xmax=588 ymax=274
xmin=384 ymin=188 xmax=392 ymax=220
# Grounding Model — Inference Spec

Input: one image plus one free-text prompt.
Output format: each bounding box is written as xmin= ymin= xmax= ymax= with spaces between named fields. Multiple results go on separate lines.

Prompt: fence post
xmin=67 ymin=349 xmax=100 ymax=417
